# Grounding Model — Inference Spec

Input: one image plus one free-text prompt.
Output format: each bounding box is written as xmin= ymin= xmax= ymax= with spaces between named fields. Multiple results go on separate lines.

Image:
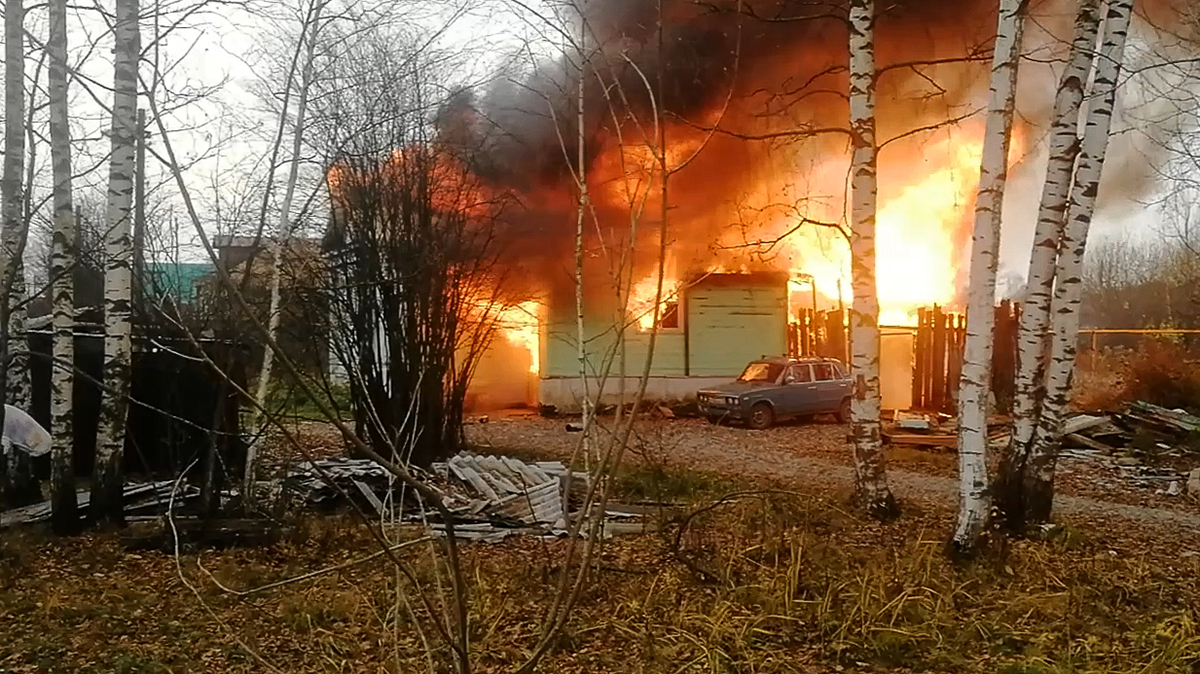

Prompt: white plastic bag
xmin=2 ymin=404 xmax=52 ymax=457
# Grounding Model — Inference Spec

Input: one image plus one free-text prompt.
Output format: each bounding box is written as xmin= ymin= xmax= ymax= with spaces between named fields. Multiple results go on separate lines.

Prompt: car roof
xmin=754 ymin=356 xmax=845 ymax=365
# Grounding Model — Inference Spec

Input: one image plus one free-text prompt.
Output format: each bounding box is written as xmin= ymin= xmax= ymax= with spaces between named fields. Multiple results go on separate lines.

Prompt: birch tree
xmin=847 ymin=0 xmax=898 ymax=520
xmin=1021 ymin=0 xmax=1135 ymax=524
xmin=1 ymin=0 xmax=30 ymax=506
xmin=950 ymin=0 xmax=1026 ymax=553
xmin=94 ymin=0 xmax=142 ymax=526
xmin=2 ymin=0 xmax=31 ymax=415
xmin=49 ymin=0 xmax=80 ymax=531
xmin=243 ymin=0 xmax=328 ymax=503
xmin=997 ymin=0 xmax=1102 ymax=531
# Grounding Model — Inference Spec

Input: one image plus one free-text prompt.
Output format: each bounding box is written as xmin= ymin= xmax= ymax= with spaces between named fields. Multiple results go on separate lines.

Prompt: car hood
xmin=698 ymin=381 xmax=775 ymax=396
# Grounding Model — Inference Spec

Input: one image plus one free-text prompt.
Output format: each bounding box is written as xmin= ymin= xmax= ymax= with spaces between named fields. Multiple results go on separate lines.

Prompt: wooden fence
xmin=789 ymin=309 xmax=849 ymax=363
xmin=910 ymin=301 xmax=1020 ymax=413
xmin=789 ymin=300 xmax=1021 ymax=414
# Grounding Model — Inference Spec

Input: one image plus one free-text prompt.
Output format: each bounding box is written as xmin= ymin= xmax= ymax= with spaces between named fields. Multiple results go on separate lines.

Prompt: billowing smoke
xmin=434 ymin=0 xmax=1194 ymax=306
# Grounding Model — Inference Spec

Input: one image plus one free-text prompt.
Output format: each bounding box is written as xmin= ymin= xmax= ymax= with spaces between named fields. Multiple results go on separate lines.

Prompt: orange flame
xmin=627 ymin=126 xmax=1026 ymax=329
xmin=492 ymin=301 xmax=540 ymax=374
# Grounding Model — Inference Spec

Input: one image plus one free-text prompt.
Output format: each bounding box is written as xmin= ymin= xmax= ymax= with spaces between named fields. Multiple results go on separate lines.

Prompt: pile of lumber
xmin=881 ymin=412 xmax=1009 ymax=449
xmin=0 ymin=481 xmax=201 ymax=528
xmin=1063 ymin=401 xmax=1200 ymax=455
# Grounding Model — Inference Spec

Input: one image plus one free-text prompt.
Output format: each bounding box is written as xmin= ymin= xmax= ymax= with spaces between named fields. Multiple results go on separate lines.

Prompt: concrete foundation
xmin=538 ymin=375 xmax=732 ymax=413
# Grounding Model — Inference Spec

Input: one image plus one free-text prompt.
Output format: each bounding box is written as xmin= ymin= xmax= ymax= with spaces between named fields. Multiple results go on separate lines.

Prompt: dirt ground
xmin=465 ymin=412 xmax=1200 ymax=532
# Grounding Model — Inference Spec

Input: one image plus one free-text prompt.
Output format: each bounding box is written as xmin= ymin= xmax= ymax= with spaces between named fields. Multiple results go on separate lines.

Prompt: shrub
xmin=1119 ymin=340 xmax=1200 ymax=413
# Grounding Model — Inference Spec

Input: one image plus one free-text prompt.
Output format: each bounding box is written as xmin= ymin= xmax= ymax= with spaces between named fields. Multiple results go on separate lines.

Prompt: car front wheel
xmin=747 ymin=402 xmax=774 ymax=430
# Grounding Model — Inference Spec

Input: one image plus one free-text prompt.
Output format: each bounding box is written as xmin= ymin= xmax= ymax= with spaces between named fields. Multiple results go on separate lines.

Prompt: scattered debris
xmin=1123 ymin=401 xmax=1200 ymax=437
xmin=881 ymin=414 xmax=1009 ymax=450
xmin=884 ymin=433 xmax=956 ymax=448
xmin=282 ymin=451 xmax=647 ymax=542
xmin=1188 ymin=468 xmax=1200 ymax=500
xmin=1064 ymin=433 xmax=1114 ymax=453
xmin=0 ymin=481 xmax=201 ymax=528
xmin=895 ymin=412 xmax=932 ymax=431
xmin=1063 ymin=414 xmax=1111 ymax=436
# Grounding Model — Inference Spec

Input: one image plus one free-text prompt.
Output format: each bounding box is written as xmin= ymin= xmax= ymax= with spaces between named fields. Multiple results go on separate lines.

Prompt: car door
xmin=811 ymin=362 xmax=851 ymax=412
xmin=780 ymin=364 xmax=817 ymax=415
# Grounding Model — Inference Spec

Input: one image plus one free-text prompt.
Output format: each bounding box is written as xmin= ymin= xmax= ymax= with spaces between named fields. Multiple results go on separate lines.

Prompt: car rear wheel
xmin=747 ymin=402 xmax=774 ymax=430
xmin=837 ymin=397 xmax=852 ymax=424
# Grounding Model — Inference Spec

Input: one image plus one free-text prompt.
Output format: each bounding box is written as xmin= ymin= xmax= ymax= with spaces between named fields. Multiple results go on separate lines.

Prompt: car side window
xmin=813 ymin=363 xmax=835 ymax=381
xmin=786 ymin=365 xmax=812 ymax=384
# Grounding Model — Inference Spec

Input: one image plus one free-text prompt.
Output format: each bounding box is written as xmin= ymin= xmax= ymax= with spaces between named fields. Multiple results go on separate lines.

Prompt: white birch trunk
xmin=999 ymin=0 xmax=1101 ymax=531
xmin=94 ymin=0 xmax=141 ymax=526
xmin=49 ymin=0 xmax=80 ymax=531
xmin=951 ymin=0 xmax=1026 ymax=552
xmin=1 ymin=0 xmax=30 ymax=506
xmin=244 ymin=0 xmax=326 ymax=500
xmin=2 ymin=0 xmax=26 ymax=397
xmin=574 ymin=7 xmax=595 ymax=466
xmin=847 ymin=0 xmax=897 ymax=519
xmin=1024 ymin=0 xmax=1135 ymax=522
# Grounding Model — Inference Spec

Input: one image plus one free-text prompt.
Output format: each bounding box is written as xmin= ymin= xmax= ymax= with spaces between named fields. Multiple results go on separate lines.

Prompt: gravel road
xmin=465 ymin=414 xmax=1200 ymax=533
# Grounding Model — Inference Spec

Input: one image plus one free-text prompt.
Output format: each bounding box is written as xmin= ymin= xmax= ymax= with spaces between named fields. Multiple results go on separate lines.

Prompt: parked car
xmin=696 ymin=356 xmax=853 ymax=429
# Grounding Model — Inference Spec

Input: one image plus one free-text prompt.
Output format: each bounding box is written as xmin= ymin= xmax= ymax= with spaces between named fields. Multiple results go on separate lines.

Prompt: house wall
xmin=539 ymin=274 xmax=789 ymax=411
xmin=688 ymin=283 xmax=788 ymax=376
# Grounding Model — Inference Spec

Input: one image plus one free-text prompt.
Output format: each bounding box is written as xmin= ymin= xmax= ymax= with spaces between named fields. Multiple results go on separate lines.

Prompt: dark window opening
xmin=814 ymin=363 xmax=835 ymax=381
xmin=658 ymin=301 xmax=680 ymax=329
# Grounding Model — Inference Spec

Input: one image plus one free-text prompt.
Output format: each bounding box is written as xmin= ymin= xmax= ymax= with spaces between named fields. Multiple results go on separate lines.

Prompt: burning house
xmin=536 ymin=271 xmax=791 ymax=411
xmin=320 ymin=0 xmax=1170 ymax=420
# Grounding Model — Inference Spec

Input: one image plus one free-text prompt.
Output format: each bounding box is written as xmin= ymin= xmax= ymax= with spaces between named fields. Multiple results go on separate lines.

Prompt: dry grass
xmin=1 ymin=470 xmax=1198 ymax=673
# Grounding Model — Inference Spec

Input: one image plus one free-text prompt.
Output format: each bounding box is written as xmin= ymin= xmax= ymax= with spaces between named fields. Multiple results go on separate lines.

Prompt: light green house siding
xmin=687 ymin=283 xmax=788 ymax=376
xmin=541 ymin=273 xmax=788 ymax=380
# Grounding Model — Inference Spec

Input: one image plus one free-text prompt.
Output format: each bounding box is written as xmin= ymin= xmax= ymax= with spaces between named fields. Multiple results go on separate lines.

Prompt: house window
xmin=658 ymin=301 xmax=680 ymax=329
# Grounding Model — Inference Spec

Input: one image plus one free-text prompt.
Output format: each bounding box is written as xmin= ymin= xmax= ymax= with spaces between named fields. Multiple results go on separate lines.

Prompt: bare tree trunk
xmin=997 ymin=0 xmax=1102 ymax=533
xmin=573 ymin=4 xmax=594 ymax=465
xmin=1 ymin=0 xmax=30 ymax=507
xmin=94 ymin=0 xmax=141 ymax=527
xmin=49 ymin=0 xmax=80 ymax=532
xmin=1023 ymin=0 xmax=1135 ymax=523
xmin=244 ymin=0 xmax=327 ymax=501
xmin=950 ymin=0 xmax=1026 ymax=553
xmin=847 ymin=0 xmax=898 ymax=520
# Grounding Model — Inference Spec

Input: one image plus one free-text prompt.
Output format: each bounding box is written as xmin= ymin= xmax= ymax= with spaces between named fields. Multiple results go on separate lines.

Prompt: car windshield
xmin=737 ymin=362 xmax=783 ymax=383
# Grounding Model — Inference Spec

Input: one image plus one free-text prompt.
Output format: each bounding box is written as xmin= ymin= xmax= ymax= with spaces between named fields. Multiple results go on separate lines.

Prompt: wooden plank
xmin=931 ymin=306 xmax=946 ymax=412
xmin=1064 ymin=433 xmax=1117 ymax=452
xmin=884 ymin=432 xmax=957 ymax=448
xmin=948 ymin=314 xmax=964 ymax=407
xmin=913 ymin=307 xmax=927 ymax=410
